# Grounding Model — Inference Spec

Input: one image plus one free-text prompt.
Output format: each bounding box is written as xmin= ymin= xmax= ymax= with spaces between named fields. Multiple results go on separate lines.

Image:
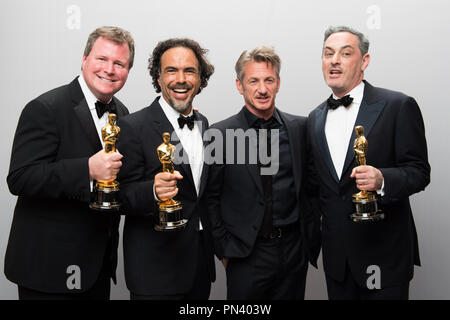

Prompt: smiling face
xmin=157 ymin=47 xmax=201 ymax=115
xmin=82 ymin=37 xmax=130 ymax=102
xmin=236 ymin=61 xmax=280 ymax=119
xmin=322 ymin=32 xmax=370 ymax=98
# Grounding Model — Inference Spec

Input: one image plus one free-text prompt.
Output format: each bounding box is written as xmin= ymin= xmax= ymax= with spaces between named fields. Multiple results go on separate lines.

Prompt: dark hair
xmin=84 ymin=26 xmax=135 ymax=69
xmin=148 ymin=38 xmax=214 ymax=94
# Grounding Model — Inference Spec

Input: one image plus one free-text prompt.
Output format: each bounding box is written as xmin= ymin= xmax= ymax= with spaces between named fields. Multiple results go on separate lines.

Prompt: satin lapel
xmin=196 ymin=111 xmax=209 ymax=199
xmin=70 ymin=79 xmax=102 ymax=152
xmin=280 ymin=111 xmax=302 ymax=197
xmin=150 ymin=99 xmax=196 ymax=190
xmin=112 ymin=97 xmax=129 ymax=118
xmin=237 ymin=109 xmax=263 ymax=195
xmin=314 ymin=103 xmax=340 ymax=183
xmin=341 ymin=86 xmax=386 ymax=178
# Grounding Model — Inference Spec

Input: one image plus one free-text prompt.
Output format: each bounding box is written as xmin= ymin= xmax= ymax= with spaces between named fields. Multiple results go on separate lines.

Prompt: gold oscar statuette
xmin=350 ymin=125 xmax=384 ymax=222
xmin=154 ymin=132 xmax=186 ymax=231
xmin=90 ymin=113 xmax=121 ymax=211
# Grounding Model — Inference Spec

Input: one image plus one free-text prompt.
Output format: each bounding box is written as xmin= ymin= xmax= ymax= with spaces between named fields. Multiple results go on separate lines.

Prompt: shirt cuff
xmin=153 ymin=183 xmax=161 ymax=202
xmin=376 ymin=178 xmax=385 ymax=197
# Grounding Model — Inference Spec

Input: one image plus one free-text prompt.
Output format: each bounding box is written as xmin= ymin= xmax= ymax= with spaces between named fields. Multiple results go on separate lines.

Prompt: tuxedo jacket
xmin=117 ymin=97 xmax=216 ymax=296
xmin=307 ymin=81 xmax=430 ymax=288
xmin=5 ymin=77 xmax=128 ymax=293
xmin=206 ymin=107 xmax=321 ymax=267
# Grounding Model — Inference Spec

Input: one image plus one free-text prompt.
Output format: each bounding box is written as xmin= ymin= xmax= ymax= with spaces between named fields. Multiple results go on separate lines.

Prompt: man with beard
xmin=117 ymin=38 xmax=216 ymax=300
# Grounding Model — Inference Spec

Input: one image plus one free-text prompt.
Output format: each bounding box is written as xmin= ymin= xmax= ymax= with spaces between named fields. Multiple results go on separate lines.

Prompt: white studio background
xmin=0 ymin=0 xmax=448 ymax=300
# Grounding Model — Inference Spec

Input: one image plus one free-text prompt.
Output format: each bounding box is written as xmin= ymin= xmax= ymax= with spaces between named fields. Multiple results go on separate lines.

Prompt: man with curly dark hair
xmin=117 ymin=38 xmax=216 ymax=300
xmin=148 ymin=38 xmax=214 ymax=96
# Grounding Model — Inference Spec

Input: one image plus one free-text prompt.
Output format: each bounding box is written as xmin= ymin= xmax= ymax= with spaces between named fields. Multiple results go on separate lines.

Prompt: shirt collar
xmin=243 ymin=106 xmax=282 ymax=128
xmin=78 ymin=75 xmax=97 ymax=110
xmin=332 ymin=80 xmax=365 ymax=105
xmin=78 ymin=74 xmax=112 ymax=110
xmin=159 ymin=96 xmax=194 ymax=125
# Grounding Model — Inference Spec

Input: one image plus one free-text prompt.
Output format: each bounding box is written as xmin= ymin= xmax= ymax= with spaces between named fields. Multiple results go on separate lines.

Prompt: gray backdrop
xmin=1 ymin=0 xmax=448 ymax=300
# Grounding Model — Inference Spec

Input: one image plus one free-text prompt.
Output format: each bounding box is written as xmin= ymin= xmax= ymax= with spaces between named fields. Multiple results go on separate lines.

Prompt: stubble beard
xmin=168 ymin=95 xmax=195 ymax=114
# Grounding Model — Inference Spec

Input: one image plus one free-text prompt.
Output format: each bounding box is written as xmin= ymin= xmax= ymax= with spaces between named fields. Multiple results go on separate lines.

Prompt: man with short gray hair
xmin=206 ymin=46 xmax=321 ymax=299
xmin=307 ymin=25 xmax=430 ymax=299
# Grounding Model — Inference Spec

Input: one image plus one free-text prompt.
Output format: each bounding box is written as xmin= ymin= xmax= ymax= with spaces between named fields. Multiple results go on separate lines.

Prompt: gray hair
xmin=83 ymin=26 xmax=135 ymax=69
xmin=235 ymin=46 xmax=281 ymax=82
xmin=324 ymin=26 xmax=370 ymax=56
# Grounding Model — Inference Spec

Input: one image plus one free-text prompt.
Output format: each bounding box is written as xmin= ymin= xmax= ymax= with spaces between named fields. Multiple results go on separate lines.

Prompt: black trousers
xmin=130 ymin=231 xmax=211 ymax=300
xmin=226 ymin=226 xmax=307 ymax=300
xmin=325 ymin=263 xmax=409 ymax=300
xmin=18 ymin=242 xmax=113 ymax=300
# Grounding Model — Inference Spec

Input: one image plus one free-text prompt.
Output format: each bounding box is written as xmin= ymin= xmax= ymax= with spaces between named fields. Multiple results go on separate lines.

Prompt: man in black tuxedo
xmin=206 ymin=46 xmax=321 ymax=299
xmin=5 ymin=26 xmax=134 ymax=300
xmin=117 ymin=38 xmax=216 ymax=300
xmin=307 ymin=26 xmax=430 ymax=300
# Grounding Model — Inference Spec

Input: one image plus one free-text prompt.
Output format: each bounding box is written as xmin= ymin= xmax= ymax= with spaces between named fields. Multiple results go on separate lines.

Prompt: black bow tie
xmin=178 ymin=114 xmax=196 ymax=130
xmin=95 ymin=100 xmax=117 ymax=118
xmin=327 ymin=95 xmax=353 ymax=110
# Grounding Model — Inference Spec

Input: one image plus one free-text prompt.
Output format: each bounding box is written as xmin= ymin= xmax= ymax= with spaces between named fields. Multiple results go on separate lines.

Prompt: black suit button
xmin=341 ymin=196 xmax=346 ymax=201
xmin=252 ymin=225 xmax=258 ymax=231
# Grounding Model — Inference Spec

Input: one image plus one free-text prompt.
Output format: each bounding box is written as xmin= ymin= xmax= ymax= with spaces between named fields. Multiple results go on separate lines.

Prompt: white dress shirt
xmin=325 ymin=81 xmax=384 ymax=194
xmin=325 ymin=82 xmax=364 ymax=180
xmin=157 ymin=97 xmax=205 ymax=229
xmin=159 ymin=97 xmax=204 ymax=196
xmin=77 ymin=75 xmax=111 ymax=149
xmin=78 ymin=75 xmax=113 ymax=191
